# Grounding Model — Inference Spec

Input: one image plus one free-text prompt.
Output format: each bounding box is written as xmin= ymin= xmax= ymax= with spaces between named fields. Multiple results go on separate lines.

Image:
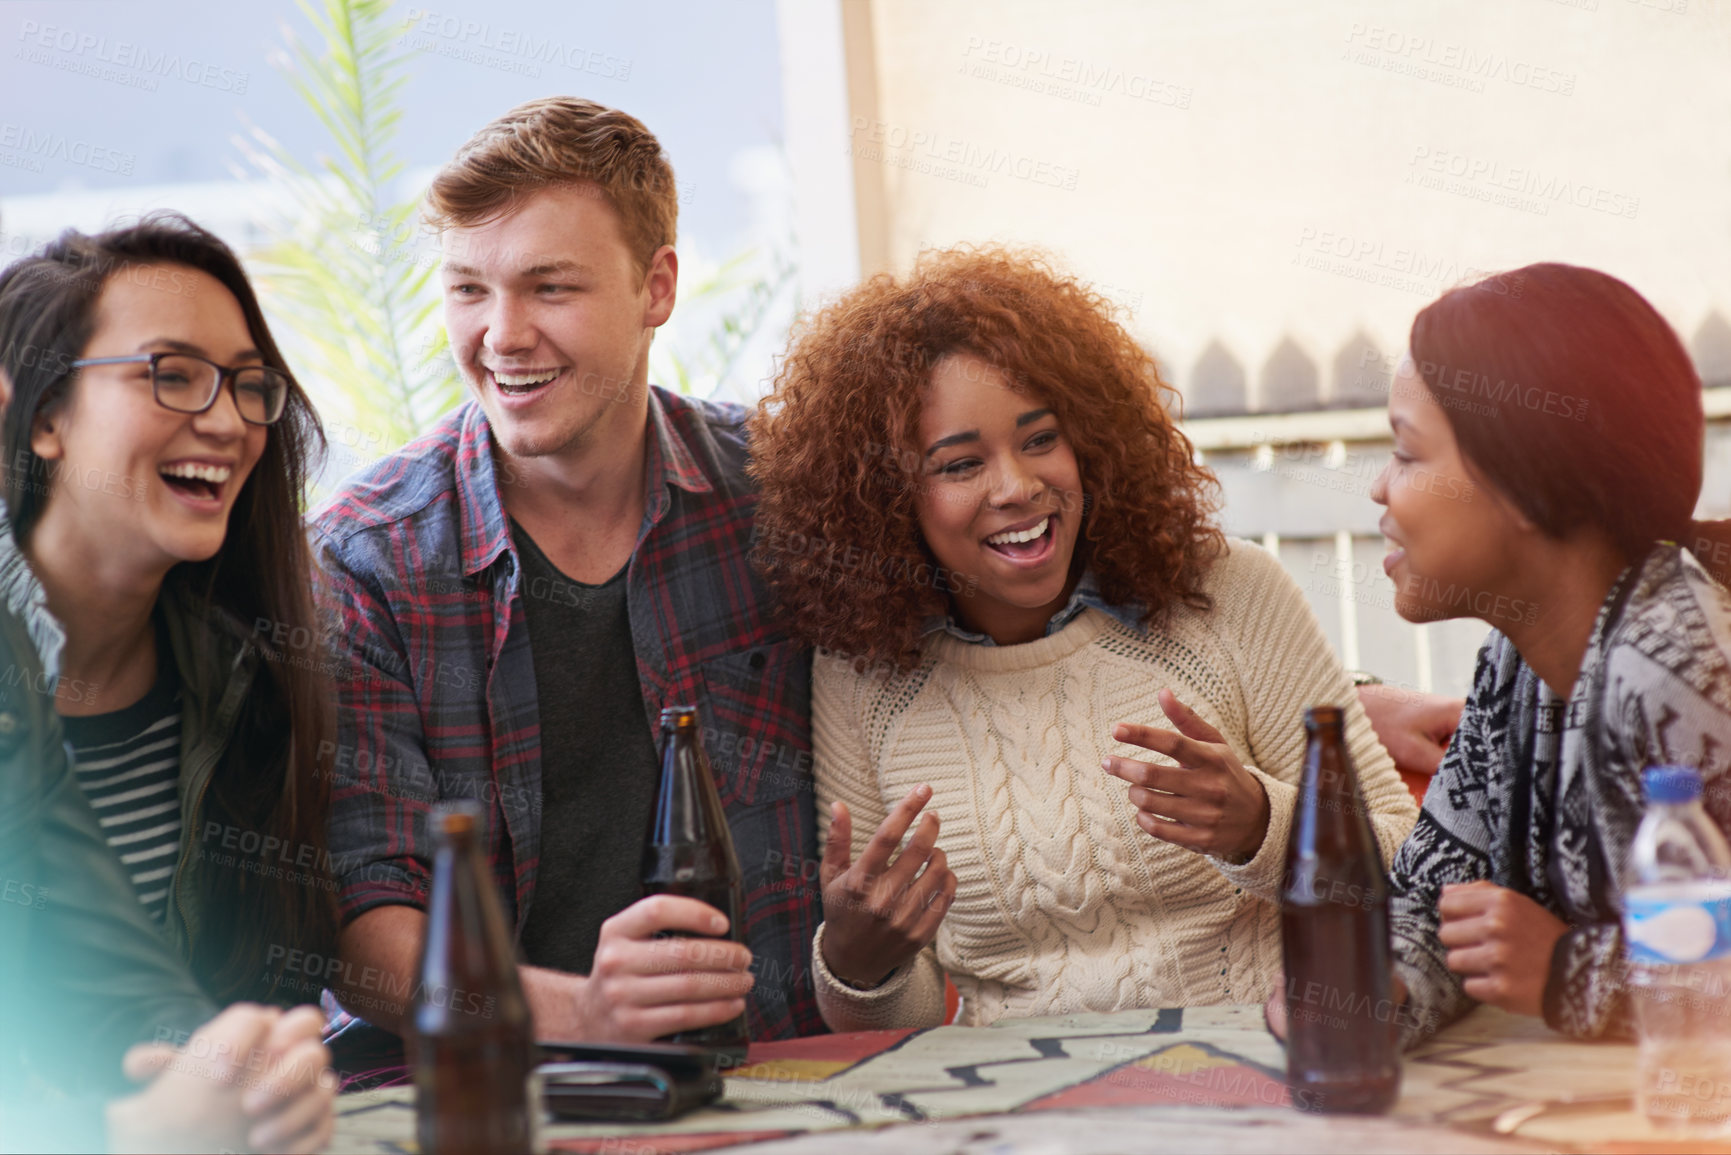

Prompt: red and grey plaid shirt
xmin=311 ymin=387 xmax=823 ymax=1039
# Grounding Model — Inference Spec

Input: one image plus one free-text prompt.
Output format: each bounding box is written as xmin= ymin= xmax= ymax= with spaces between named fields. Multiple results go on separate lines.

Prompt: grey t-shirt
xmin=511 ymin=521 xmax=660 ymax=977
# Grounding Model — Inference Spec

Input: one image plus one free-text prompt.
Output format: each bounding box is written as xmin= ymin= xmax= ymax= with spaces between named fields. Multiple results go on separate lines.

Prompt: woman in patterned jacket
xmin=1362 ymin=263 xmax=1731 ymax=1046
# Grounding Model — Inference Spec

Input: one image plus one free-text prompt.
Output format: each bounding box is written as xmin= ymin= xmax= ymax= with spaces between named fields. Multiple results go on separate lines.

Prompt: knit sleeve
xmin=1208 ymin=541 xmax=1419 ymax=903
xmin=1387 ymin=636 xmax=1511 ymax=1048
xmin=1543 ymin=923 xmax=1630 ymax=1041
xmin=810 ymin=651 xmax=947 ymax=1031
xmin=1544 ymin=554 xmax=1731 ymax=1041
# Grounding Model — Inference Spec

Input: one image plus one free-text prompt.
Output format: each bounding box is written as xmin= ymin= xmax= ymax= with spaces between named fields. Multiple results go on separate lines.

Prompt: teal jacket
xmin=0 ymin=524 xmax=217 ymax=1150
xmin=0 ymin=515 xmax=327 ymax=1007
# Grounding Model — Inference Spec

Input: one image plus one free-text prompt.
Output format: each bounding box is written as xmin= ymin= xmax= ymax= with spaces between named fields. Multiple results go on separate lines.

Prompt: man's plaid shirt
xmin=311 ymin=387 xmax=824 ymax=1039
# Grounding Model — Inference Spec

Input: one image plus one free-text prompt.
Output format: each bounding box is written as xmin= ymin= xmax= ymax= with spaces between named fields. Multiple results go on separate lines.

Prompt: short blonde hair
xmin=426 ymin=96 xmax=677 ymax=274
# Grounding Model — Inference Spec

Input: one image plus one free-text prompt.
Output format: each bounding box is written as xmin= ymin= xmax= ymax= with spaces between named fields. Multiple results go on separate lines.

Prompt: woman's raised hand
xmin=818 ymin=786 xmax=957 ymax=989
xmin=1104 ymin=689 xmax=1271 ymax=862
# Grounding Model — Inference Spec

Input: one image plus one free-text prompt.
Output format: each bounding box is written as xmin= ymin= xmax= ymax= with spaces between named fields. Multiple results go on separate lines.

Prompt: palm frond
xmin=239 ymin=0 xmax=458 ymax=452
xmin=246 ymin=0 xmax=798 ymax=448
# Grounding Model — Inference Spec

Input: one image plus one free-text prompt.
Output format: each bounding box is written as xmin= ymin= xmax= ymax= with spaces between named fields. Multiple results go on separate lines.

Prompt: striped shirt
xmin=64 ymin=663 xmax=184 ymax=925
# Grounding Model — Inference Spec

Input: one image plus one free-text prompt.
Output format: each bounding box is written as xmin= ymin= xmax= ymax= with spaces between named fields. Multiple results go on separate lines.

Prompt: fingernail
xmin=712 ymin=914 xmax=728 ymax=933
xmin=916 ymin=784 xmax=931 ymax=797
xmin=1101 ymin=758 xmax=1113 ymax=772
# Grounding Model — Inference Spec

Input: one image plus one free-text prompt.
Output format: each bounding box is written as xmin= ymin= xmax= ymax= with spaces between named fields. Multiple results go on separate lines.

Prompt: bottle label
xmin=1624 ymin=882 xmax=1731 ymax=964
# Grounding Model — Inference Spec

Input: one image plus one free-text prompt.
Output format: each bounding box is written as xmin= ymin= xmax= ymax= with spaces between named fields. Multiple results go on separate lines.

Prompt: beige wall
xmin=829 ymin=0 xmax=1731 ymax=693
xmin=844 ymin=0 xmax=1731 ymax=410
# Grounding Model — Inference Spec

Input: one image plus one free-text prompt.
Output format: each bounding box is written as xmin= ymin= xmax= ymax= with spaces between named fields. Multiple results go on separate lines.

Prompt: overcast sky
xmin=0 ymin=0 xmax=784 ymax=252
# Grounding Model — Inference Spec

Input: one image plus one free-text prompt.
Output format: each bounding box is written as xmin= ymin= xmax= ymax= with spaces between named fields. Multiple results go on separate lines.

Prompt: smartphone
xmin=537 ymin=1041 xmax=724 ymax=1122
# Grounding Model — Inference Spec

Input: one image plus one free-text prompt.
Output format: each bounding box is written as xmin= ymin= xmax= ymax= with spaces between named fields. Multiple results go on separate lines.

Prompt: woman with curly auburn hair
xmin=749 ymin=247 xmax=1418 ymax=1031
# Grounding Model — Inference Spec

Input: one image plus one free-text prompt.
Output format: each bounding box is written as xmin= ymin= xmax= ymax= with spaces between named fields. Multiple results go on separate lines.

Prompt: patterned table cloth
xmin=329 ymin=1004 xmax=1726 ymax=1154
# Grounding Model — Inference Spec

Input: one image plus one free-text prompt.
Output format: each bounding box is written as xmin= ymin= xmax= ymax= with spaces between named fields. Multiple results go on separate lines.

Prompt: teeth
xmin=160 ymin=462 xmax=231 ymax=485
xmin=494 ymin=370 xmax=559 ymax=387
xmin=986 ymin=517 xmax=1049 ymax=546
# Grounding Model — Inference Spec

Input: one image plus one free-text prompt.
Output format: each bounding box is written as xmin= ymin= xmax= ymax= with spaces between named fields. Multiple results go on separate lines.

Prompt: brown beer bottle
xmin=410 ymin=801 xmax=536 ymax=1154
xmin=1280 ymin=706 xmax=1400 ymax=1114
xmin=641 ymin=704 xmax=750 ymax=1064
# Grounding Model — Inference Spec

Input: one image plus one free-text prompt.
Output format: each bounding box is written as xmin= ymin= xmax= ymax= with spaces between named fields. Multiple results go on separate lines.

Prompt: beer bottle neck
xmin=1301 ymin=728 xmax=1356 ymax=805
xmin=650 ymin=727 xmax=729 ymax=844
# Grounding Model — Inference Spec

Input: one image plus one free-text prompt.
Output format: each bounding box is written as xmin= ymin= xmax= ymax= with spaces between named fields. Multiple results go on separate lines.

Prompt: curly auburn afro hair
xmin=748 ymin=246 xmax=1224 ymax=672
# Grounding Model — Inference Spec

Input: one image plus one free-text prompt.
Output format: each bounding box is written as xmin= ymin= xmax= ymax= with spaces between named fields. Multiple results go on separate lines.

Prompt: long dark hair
xmin=0 ymin=213 xmax=337 ymax=1004
xmin=1409 ymin=263 xmax=1702 ymax=564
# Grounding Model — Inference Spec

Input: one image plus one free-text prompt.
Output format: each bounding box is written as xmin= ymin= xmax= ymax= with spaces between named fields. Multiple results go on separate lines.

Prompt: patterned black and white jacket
xmin=1390 ymin=543 xmax=1731 ymax=1047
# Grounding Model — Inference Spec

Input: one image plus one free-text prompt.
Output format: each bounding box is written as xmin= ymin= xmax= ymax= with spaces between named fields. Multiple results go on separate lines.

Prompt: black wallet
xmin=537 ymin=1041 xmax=725 ymax=1122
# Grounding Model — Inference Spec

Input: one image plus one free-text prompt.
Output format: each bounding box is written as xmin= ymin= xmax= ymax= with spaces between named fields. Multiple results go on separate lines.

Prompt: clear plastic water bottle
xmin=1623 ymin=766 xmax=1731 ymax=1130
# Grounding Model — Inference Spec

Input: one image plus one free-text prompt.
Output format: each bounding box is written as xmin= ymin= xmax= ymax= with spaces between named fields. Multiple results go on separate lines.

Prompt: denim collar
xmin=0 ymin=499 xmax=63 ymax=682
xmin=920 ymin=568 xmax=1146 ymax=646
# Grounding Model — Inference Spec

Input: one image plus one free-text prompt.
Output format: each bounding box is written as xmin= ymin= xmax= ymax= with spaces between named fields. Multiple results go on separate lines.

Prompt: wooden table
xmin=329 ymin=1004 xmax=1731 ymax=1154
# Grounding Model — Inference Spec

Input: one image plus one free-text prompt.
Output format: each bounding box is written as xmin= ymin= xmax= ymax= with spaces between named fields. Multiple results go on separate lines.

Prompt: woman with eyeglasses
xmin=0 ymin=214 xmax=336 ymax=1150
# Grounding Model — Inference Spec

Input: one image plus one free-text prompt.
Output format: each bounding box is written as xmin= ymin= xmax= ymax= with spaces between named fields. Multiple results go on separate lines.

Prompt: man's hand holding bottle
xmin=569 ymin=896 xmax=757 ymax=1041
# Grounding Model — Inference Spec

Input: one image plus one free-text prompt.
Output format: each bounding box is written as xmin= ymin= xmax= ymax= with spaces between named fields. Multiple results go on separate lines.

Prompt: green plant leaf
xmin=239 ymin=0 xmax=458 ymax=457
xmin=244 ymin=0 xmax=795 ymax=463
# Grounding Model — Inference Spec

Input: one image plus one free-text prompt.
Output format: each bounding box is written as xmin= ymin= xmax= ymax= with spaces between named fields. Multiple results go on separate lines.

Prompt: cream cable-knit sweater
xmin=809 ymin=539 xmax=1418 ymax=1031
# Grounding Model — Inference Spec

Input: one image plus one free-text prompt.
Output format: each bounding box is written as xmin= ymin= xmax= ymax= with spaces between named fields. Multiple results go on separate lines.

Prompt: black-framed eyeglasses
xmin=69 ymin=352 xmax=291 ymax=426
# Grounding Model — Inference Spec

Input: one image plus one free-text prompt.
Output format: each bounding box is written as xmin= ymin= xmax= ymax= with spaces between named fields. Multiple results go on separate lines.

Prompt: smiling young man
xmin=312 ymin=98 xmax=822 ymax=1047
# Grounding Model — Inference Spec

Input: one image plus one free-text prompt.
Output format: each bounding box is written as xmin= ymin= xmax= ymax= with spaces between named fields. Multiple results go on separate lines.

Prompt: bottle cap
xmin=1303 ymin=705 xmax=1344 ymax=730
xmin=431 ymin=799 xmax=482 ymax=835
xmin=659 ymin=704 xmax=699 ymax=728
xmin=1643 ymin=765 xmax=1703 ymax=805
